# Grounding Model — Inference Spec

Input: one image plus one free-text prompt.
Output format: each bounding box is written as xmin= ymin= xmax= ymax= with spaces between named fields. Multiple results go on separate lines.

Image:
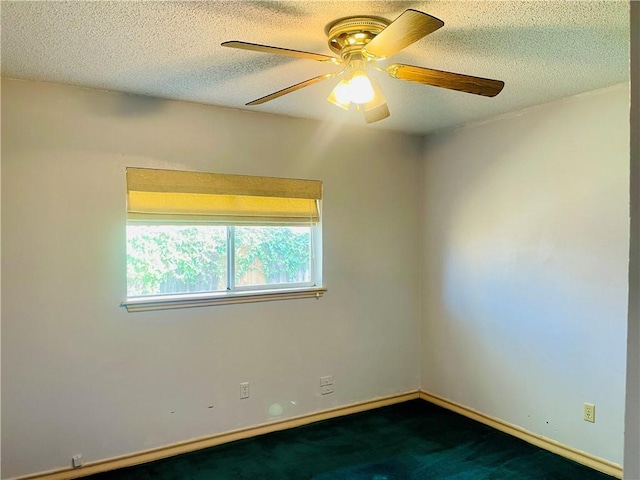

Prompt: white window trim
xmin=121 ymin=286 xmax=327 ymax=312
xmin=123 ymin=222 xmax=323 ymax=311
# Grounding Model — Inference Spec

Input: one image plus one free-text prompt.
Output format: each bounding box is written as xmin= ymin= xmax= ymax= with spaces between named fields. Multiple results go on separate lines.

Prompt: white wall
xmin=420 ymin=84 xmax=630 ymax=465
xmin=624 ymin=2 xmax=640 ymax=478
xmin=2 ymin=76 xmax=634 ymax=478
xmin=0 ymin=79 xmax=423 ymax=478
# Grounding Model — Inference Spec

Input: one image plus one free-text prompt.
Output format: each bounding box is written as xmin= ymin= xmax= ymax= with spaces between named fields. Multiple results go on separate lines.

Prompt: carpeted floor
xmin=87 ymin=400 xmax=615 ymax=479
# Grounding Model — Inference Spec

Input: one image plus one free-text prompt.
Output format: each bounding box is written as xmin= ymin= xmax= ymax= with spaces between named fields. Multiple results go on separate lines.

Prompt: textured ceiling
xmin=0 ymin=1 xmax=630 ymax=135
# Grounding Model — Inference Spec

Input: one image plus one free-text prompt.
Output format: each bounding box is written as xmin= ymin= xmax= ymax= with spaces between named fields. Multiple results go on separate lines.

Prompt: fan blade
xmin=247 ymin=73 xmax=336 ymax=105
xmin=386 ymin=64 xmax=505 ymax=97
xmin=222 ymin=41 xmax=340 ymax=64
xmin=363 ymin=10 xmax=444 ymax=60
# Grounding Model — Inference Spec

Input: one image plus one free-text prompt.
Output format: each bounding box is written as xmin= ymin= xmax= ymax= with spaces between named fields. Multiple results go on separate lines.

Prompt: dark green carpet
xmin=87 ymin=400 xmax=614 ymax=479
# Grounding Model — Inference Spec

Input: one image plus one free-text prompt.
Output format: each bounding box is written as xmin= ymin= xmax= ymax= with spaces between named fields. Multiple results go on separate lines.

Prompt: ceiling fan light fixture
xmin=327 ymin=79 xmax=352 ymax=109
xmin=349 ymin=71 xmax=375 ymax=104
xmin=363 ymin=78 xmax=390 ymax=123
xmin=326 ymin=54 xmax=375 ymax=110
xmin=326 ymin=67 xmax=375 ymax=109
xmin=363 ymin=102 xmax=390 ymax=123
xmin=364 ymin=78 xmax=386 ymax=109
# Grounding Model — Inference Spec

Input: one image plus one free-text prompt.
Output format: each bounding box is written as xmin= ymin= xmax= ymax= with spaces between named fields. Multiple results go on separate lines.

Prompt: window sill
xmin=121 ymin=287 xmax=327 ymax=312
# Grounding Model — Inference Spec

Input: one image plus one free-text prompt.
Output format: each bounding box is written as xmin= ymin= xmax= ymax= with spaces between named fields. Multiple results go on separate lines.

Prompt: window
xmin=123 ymin=168 xmax=325 ymax=312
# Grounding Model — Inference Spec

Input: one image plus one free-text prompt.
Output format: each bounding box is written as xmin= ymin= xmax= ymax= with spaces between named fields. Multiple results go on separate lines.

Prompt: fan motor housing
xmin=325 ymin=16 xmax=390 ymax=58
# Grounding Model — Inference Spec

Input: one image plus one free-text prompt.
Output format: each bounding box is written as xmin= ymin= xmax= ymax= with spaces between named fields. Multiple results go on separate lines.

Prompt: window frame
xmin=122 ymin=200 xmax=325 ymax=313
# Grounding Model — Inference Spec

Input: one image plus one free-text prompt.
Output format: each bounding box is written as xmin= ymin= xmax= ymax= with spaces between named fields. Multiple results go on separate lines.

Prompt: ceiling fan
xmin=222 ymin=9 xmax=504 ymax=124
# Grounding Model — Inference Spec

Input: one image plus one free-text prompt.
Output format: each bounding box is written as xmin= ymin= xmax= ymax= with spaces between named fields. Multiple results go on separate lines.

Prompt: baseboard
xmin=11 ymin=390 xmax=624 ymax=480
xmin=11 ymin=391 xmax=420 ymax=480
xmin=419 ymin=390 xmax=623 ymax=479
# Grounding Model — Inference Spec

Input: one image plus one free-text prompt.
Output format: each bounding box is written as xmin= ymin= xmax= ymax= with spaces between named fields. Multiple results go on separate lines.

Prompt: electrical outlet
xmin=321 ymin=384 xmax=334 ymax=395
xmin=320 ymin=375 xmax=333 ymax=386
xmin=584 ymin=403 xmax=595 ymax=423
xmin=71 ymin=455 xmax=83 ymax=468
xmin=240 ymin=382 xmax=249 ymax=399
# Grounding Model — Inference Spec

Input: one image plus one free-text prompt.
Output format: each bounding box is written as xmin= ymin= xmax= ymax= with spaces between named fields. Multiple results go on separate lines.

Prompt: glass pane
xmin=234 ymin=226 xmax=311 ymax=287
xmin=127 ymin=225 xmax=227 ymax=297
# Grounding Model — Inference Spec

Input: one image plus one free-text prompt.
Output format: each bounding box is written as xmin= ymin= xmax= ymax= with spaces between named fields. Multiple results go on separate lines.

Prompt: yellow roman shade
xmin=126 ymin=168 xmax=322 ymax=225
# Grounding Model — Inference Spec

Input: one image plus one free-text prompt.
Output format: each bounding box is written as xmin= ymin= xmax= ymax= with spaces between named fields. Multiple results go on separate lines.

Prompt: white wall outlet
xmin=71 ymin=455 xmax=83 ymax=468
xmin=320 ymin=375 xmax=333 ymax=386
xmin=584 ymin=403 xmax=595 ymax=423
xmin=321 ymin=384 xmax=334 ymax=395
xmin=240 ymin=382 xmax=249 ymax=399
